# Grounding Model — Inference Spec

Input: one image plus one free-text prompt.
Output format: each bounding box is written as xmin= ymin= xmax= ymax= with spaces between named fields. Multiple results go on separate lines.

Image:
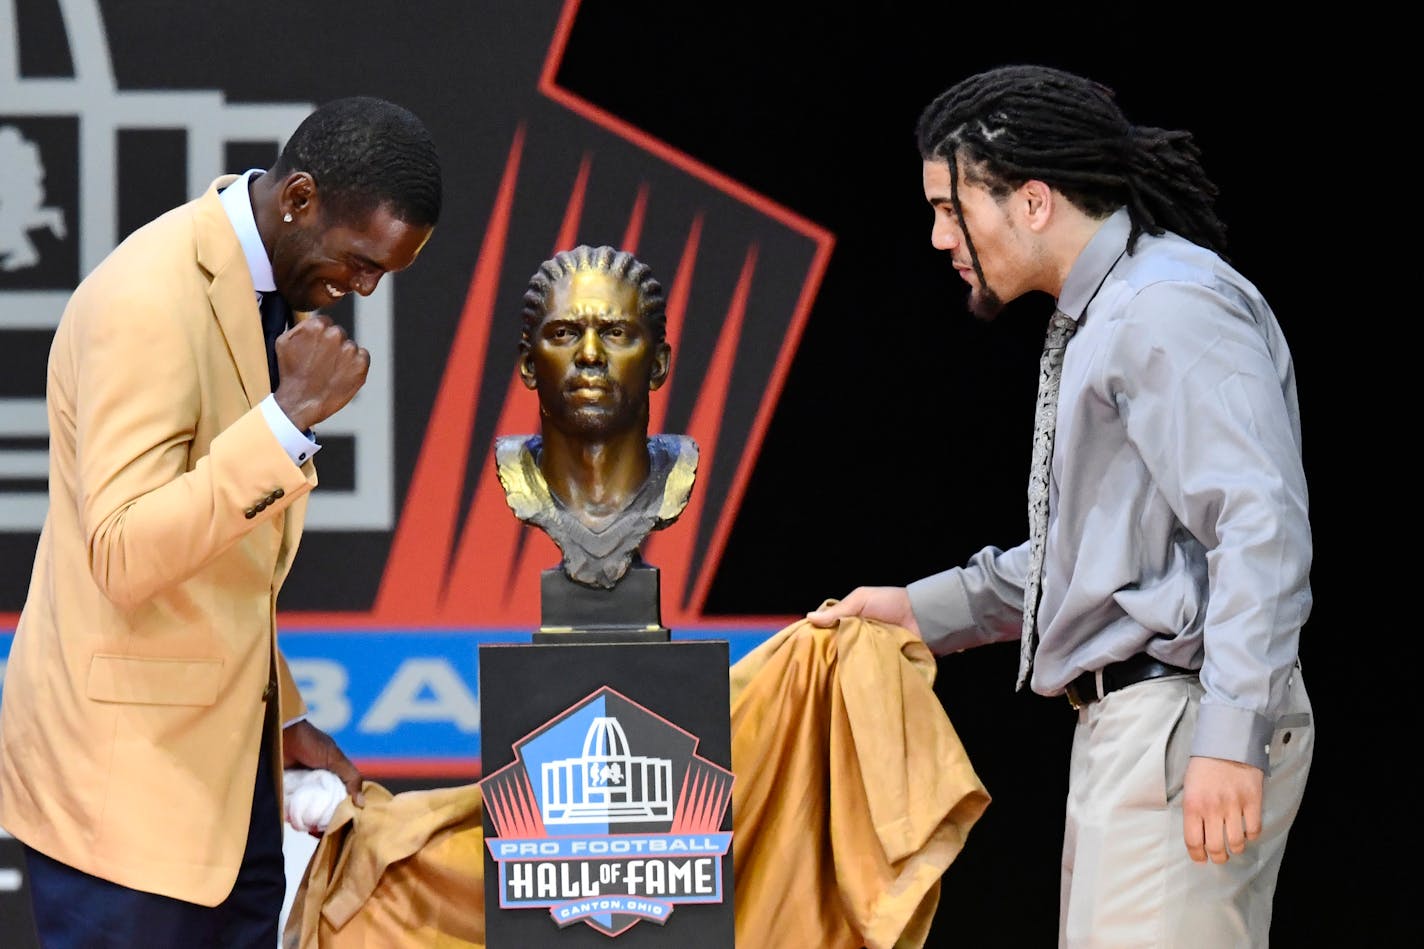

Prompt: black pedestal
xmin=535 ymin=564 xmax=670 ymax=643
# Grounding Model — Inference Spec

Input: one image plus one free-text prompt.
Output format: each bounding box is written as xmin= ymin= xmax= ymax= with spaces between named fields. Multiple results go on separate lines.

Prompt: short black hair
xmin=916 ymin=64 xmax=1227 ymax=257
xmin=272 ymin=95 xmax=442 ymax=228
xmin=520 ymin=245 xmax=668 ymax=354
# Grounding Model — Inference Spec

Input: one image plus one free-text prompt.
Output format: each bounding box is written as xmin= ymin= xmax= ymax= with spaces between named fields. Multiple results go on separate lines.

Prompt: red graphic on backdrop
xmin=357 ymin=0 xmax=834 ymax=630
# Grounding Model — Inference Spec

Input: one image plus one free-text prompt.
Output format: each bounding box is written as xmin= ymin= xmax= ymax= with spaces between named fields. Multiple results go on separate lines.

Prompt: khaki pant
xmin=1061 ymin=666 xmax=1313 ymax=948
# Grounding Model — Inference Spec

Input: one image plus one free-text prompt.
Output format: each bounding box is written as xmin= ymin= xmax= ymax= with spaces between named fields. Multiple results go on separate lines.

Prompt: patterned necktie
xmin=258 ymin=290 xmax=290 ymax=391
xmin=1017 ymin=309 xmax=1078 ymax=690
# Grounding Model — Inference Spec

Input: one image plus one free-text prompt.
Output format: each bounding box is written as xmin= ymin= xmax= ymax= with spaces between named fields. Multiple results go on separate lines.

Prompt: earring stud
xmin=283 ymin=212 xmax=293 ymax=223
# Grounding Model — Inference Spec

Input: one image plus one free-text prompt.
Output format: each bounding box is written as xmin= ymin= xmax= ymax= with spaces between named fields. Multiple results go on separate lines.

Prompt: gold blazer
xmin=0 ymin=176 xmax=314 ymax=906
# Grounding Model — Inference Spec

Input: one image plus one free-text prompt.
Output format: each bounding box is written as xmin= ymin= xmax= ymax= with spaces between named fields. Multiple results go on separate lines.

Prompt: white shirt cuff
xmin=259 ymin=394 xmax=320 ymax=466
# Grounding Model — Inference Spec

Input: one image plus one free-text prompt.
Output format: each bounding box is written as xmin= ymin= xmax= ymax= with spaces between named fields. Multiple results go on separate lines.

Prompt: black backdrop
xmin=2 ymin=0 xmax=1394 ymax=944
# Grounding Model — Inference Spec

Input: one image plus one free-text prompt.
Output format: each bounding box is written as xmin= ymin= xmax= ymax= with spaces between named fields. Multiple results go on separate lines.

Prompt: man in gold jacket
xmin=0 ymin=95 xmax=442 ymax=947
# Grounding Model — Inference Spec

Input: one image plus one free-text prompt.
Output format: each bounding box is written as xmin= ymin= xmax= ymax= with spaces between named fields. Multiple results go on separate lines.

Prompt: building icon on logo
xmin=543 ymin=716 xmax=674 ymax=825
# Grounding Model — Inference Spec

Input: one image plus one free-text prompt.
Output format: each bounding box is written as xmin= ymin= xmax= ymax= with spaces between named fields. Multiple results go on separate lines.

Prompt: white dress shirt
xmin=217 ymin=168 xmax=322 ymax=467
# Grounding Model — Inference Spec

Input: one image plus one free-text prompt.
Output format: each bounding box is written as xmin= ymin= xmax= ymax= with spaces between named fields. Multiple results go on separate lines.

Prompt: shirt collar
xmin=217 ymin=168 xmax=276 ymax=295
xmin=1057 ymin=206 xmax=1132 ymax=322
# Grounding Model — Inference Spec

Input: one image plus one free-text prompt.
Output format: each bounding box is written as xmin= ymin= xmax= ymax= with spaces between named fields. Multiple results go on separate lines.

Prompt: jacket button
xmin=273 ymin=487 xmax=284 ymax=499
xmin=254 ymin=500 xmax=268 ymax=512
xmin=262 ymin=679 xmax=276 ymax=702
xmin=244 ymin=507 xmax=257 ymax=519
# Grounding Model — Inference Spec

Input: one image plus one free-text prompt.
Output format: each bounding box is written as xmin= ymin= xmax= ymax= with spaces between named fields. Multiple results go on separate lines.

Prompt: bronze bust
xmin=496 ymin=245 xmax=697 ymax=590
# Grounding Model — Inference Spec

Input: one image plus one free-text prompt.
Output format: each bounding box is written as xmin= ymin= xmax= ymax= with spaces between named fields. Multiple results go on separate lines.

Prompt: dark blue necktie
xmin=258 ymin=291 xmax=290 ymax=391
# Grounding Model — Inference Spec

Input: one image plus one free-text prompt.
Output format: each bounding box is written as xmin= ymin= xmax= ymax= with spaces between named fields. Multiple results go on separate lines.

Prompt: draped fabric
xmin=283 ymin=782 xmax=486 ymax=949
xmin=727 ymin=611 xmax=991 ymax=948
xmin=284 ymin=614 xmax=990 ymax=949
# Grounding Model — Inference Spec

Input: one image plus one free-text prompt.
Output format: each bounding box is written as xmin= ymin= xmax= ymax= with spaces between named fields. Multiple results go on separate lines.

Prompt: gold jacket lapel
xmin=194 ymin=175 xmax=270 ymax=408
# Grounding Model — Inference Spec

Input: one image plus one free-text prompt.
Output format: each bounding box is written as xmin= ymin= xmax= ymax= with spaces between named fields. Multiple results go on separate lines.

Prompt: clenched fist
xmin=273 ymin=314 xmax=371 ymax=431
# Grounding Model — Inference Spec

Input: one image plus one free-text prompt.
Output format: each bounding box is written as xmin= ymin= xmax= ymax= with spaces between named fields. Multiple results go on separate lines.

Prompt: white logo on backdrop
xmin=0 ymin=126 xmax=66 ymax=271
xmin=0 ymin=0 xmax=396 ymax=531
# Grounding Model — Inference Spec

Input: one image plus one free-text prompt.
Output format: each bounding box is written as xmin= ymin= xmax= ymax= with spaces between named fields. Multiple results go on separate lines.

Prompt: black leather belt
xmin=1064 ymin=653 xmax=1196 ymax=710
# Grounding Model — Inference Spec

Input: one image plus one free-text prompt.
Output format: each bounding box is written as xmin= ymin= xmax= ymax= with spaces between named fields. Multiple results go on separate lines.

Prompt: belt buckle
xmin=1066 ymin=683 xmax=1084 ymax=710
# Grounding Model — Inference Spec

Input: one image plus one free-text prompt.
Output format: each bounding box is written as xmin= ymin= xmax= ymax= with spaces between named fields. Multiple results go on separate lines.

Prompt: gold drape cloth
xmin=284 ymin=780 xmax=486 ymax=949
xmin=727 ymin=613 xmax=990 ymax=948
xmin=284 ymin=613 xmax=990 ymax=949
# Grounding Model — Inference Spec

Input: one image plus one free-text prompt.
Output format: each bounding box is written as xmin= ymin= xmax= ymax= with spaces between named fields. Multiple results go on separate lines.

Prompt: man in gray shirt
xmin=809 ymin=64 xmax=1312 ymax=947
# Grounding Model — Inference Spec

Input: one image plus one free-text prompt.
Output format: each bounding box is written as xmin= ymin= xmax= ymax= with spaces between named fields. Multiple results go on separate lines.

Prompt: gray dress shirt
xmin=907 ymin=207 xmax=1310 ymax=770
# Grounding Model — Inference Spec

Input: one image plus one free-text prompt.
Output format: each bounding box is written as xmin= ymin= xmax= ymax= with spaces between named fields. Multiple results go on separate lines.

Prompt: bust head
xmin=519 ymin=245 xmax=670 ymax=441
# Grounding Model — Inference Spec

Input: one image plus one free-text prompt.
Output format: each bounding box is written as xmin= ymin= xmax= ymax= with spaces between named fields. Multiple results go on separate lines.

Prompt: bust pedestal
xmin=535 ymin=563 xmax=670 ymax=643
xmin=479 ymin=555 xmax=736 ymax=944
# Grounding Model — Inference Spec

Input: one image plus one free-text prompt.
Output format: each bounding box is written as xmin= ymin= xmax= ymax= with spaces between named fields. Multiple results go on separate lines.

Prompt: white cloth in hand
xmin=283 ymin=768 xmax=347 ymax=834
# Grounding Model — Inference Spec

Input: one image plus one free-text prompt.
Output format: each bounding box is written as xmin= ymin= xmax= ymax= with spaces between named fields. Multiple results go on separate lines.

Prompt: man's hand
xmin=1182 ymin=756 xmax=1264 ymax=863
xmin=274 ymin=314 xmax=371 ymax=431
xmin=805 ymin=585 xmax=921 ymax=637
xmin=282 ymin=718 xmax=365 ymax=807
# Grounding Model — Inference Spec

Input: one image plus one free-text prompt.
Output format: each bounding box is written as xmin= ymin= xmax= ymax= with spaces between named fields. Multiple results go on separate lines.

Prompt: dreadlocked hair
xmin=915 ymin=64 xmax=1228 ymax=257
xmin=520 ymin=245 xmax=668 ymax=354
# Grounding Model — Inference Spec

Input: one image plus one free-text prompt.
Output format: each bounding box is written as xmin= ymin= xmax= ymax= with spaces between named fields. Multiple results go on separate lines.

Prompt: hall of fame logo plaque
xmin=478 ymin=686 xmax=734 ymax=937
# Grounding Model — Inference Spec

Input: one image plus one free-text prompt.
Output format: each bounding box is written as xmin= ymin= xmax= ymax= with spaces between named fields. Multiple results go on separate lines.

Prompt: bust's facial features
xmin=523 ymin=270 xmax=663 ymax=437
